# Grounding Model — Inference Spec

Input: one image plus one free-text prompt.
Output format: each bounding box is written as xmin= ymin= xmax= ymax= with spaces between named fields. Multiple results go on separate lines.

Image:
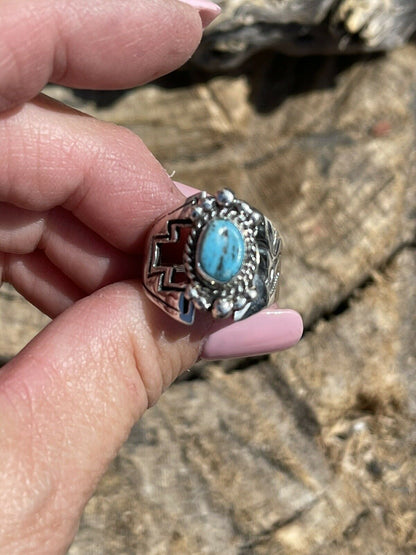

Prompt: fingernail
xmin=173 ymin=181 xmax=202 ymax=197
xmin=177 ymin=0 xmax=221 ymax=28
xmin=201 ymin=308 xmax=303 ymax=360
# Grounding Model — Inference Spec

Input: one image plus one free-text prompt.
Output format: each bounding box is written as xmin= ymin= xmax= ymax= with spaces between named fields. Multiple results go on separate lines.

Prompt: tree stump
xmin=1 ymin=33 xmax=415 ymax=555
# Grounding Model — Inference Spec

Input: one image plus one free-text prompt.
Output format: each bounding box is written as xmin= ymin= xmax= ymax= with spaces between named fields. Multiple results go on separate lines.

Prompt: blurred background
xmin=1 ymin=1 xmax=415 ymax=553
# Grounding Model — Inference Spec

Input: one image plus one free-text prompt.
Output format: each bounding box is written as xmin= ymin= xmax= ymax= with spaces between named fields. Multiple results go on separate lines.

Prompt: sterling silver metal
xmin=143 ymin=189 xmax=282 ymax=325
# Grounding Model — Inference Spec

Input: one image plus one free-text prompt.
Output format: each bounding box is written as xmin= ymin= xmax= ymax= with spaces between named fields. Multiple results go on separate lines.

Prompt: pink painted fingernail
xmin=201 ymin=308 xmax=303 ymax=360
xmin=173 ymin=181 xmax=202 ymax=197
xmin=177 ymin=0 xmax=221 ymax=28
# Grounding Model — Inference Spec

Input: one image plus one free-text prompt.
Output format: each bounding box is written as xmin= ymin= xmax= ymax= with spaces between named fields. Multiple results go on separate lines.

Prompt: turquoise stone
xmin=198 ymin=219 xmax=245 ymax=283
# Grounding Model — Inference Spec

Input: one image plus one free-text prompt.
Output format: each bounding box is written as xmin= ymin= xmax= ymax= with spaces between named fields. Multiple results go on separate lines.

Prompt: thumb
xmin=0 ymin=281 xmax=209 ymax=554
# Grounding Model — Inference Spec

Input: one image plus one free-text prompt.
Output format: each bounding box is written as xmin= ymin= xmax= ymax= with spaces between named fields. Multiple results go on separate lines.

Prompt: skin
xmin=0 ymin=1 xmax=301 ymax=552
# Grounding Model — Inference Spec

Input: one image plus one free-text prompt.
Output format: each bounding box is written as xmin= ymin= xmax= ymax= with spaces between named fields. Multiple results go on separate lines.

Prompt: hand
xmin=0 ymin=1 xmax=302 ymax=552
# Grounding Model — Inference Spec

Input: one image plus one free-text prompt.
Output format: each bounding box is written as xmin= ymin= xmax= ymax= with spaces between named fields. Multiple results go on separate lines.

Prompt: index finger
xmin=0 ymin=0 xmax=207 ymax=111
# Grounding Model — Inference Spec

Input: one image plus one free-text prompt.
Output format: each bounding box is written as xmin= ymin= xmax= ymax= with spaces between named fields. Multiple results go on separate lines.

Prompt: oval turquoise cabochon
xmin=197 ymin=219 xmax=245 ymax=283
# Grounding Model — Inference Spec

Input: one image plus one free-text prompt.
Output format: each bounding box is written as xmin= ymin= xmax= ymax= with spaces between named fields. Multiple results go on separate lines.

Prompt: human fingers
xmin=0 ymin=203 xmax=139 ymax=302
xmin=2 ymin=251 xmax=85 ymax=317
xmin=0 ymin=204 xmax=140 ymax=317
xmin=0 ymin=0 xmax=220 ymax=112
xmin=0 ymin=281 xmax=205 ymax=553
xmin=0 ymin=94 xmax=190 ymax=312
xmin=0 ymin=95 xmax=185 ymax=253
xmin=0 ymin=278 xmax=301 ymax=552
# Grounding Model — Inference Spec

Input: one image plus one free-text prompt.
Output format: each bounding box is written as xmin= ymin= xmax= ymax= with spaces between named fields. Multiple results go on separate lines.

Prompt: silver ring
xmin=143 ymin=189 xmax=282 ymax=325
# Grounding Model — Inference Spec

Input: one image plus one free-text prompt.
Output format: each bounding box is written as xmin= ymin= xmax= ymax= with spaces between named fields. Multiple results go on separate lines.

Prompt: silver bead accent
xmin=212 ymin=298 xmax=234 ymax=319
xmin=247 ymin=289 xmax=258 ymax=300
xmin=191 ymin=207 xmax=203 ymax=220
xmin=239 ymin=201 xmax=252 ymax=214
xmin=194 ymin=296 xmax=211 ymax=310
xmin=251 ymin=211 xmax=262 ymax=225
xmin=185 ymin=285 xmax=200 ymax=300
xmin=234 ymin=296 xmax=247 ymax=310
xmin=201 ymin=197 xmax=215 ymax=211
xmin=216 ymin=188 xmax=235 ymax=206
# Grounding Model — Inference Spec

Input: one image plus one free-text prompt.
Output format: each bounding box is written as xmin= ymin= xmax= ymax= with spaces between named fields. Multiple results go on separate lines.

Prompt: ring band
xmin=143 ymin=189 xmax=282 ymax=325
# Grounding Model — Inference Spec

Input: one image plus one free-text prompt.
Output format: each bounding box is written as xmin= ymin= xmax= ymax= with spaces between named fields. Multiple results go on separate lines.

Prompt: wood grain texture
xmin=195 ymin=0 xmax=416 ymax=70
xmin=1 ymin=41 xmax=415 ymax=554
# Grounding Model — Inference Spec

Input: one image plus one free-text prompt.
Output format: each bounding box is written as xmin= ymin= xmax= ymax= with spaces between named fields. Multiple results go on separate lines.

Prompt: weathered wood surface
xmin=194 ymin=0 xmax=416 ymax=70
xmin=1 ymin=42 xmax=415 ymax=553
xmin=71 ymin=251 xmax=416 ymax=554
